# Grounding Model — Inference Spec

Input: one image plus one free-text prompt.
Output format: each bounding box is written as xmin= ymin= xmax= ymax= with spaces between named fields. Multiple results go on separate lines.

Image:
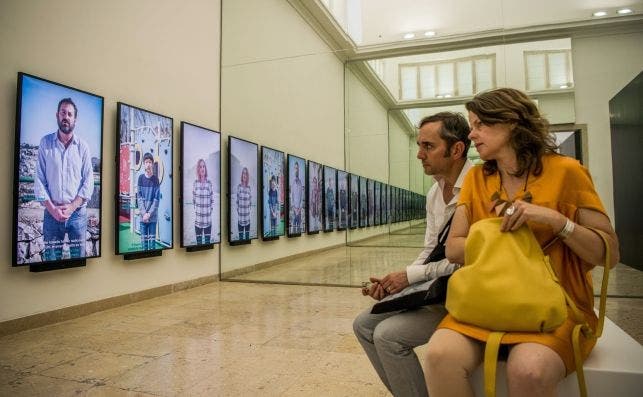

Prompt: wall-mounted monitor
xmin=349 ymin=173 xmax=359 ymax=229
xmin=307 ymin=160 xmax=323 ymax=234
xmin=337 ymin=170 xmax=348 ymax=231
xmin=13 ymin=73 xmax=104 ymax=271
xmin=228 ymin=136 xmax=258 ymax=245
xmin=261 ymin=146 xmax=285 ymax=241
xmin=374 ymin=181 xmax=381 ymax=226
xmin=323 ymin=166 xmax=337 ymax=232
xmin=359 ymin=176 xmax=367 ymax=228
xmin=180 ymin=122 xmax=220 ymax=250
xmin=383 ymin=184 xmax=389 ymax=225
xmin=367 ymin=179 xmax=375 ymax=226
xmin=116 ymin=103 xmax=173 ymax=259
xmin=287 ymin=154 xmax=306 ymax=237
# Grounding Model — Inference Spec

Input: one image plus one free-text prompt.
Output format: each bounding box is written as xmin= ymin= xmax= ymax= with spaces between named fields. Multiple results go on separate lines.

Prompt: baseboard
xmin=220 ymin=242 xmax=346 ymax=279
xmin=0 ymin=274 xmax=218 ymax=337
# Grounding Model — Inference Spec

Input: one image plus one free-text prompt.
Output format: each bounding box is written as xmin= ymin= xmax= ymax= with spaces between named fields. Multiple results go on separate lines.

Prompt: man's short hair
xmin=418 ymin=112 xmax=471 ymax=159
xmin=57 ymin=98 xmax=78 ymax=117
xmin=143 ymin=152 xmax=154 ymax=163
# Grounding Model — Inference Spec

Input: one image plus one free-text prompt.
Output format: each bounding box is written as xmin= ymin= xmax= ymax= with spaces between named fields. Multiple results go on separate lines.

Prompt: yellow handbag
xmin=445 ymin=217 xmax=611 ymax=397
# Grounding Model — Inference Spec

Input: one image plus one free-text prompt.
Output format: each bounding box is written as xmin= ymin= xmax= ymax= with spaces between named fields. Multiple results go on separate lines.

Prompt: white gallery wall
xmin=572 ymin=30 xmax=643 ymax=222
xmin=220 ymin=0 xmax=347 ymax=273
xmin=0 ymin=0 xmax=221 ymax=322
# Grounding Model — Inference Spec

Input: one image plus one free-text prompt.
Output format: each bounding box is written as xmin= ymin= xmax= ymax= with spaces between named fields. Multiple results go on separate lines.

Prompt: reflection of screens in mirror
xmin=323 ymin=166 xmax=337 ymax=232
xmin=383 ymin=184 xmax=389 ymax=225
xmin=367 ymin=179 xmax=375 ymax=226
xmin=349 ymin=173 xmax=359 ymax=229
xmin=228 ymin=136 xmax=258 ymax=244
xmin=180 ymin=122 xmax=220 ymax=248
xmin=374 ymin=181 xmax=381 ymax=226
xmin=261 ymin=146 xmax=285 ymax=241
xmin=337 ymin=170 xmax=348 ymax=230
xmin=117 ymin=103 xmax=173 ymax=255
xmin=307 ymin=160 xmax=323 ymax=234
xmin=287 ymin=154 xmax=306 ymax=237
xmin=359 ymin=176 xmax=367 ymax=227
xmin=13 ymin=73 xmax=104 ymax=267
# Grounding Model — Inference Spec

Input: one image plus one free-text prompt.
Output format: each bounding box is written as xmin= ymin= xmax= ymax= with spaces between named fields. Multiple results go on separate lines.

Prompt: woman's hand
xmin=501 ymin=200 xmax=566 ymax=233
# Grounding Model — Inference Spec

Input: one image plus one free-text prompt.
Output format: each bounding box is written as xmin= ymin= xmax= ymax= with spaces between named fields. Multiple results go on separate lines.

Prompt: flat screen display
xmin=349 ymin=173 xmax=359 ymax=229
xmin=307 ymin=160 xmax=323 ymax=234
xmin=261 ymin=146 xmax=285 ymax=240
xmin=323 ymin=166 xmax=337 ymax=232
xmin=359 ymin=176 xmax=367 ymax=228
xmin=374 ymin=181 xmax=381 ymax=226
xmin=367 ymin=179 xmax=375 ymax=226
xmin=287 ymin=155 xmax=306 ymax=237
xmin=180 ymin=122 xmax=220 ymax=248
xmin=13 ymin=73 xmax=104 ymax=266
xmin=337 ymin=170 xmax=348 ymax=230
xmin=117 ymin=103 xmax=173 ymax=255
xmin=228 ymin=136 xmax=258 ymax=244
xmin=383 ymin=184 xmax=389 ymax=224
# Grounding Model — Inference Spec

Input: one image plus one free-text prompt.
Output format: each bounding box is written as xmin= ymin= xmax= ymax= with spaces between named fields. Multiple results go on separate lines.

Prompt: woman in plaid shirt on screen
xmin=193 ymin=159 xmax=214 ymax=245
xmin=236 ymin=167 xmax=252 ymax=240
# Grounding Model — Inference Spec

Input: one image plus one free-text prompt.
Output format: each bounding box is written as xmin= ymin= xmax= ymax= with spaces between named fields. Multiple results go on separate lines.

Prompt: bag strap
xmin=484 ymin=331 xmax=505 ymax=397
xmin=571 ymin=227 xmax=612 ymax=397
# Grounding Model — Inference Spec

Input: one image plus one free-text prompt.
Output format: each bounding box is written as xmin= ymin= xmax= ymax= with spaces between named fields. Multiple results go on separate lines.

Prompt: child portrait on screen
xmin=290 ymin=161 xmax=304 ymax=234
xmin=236 ymin=167 xmax=252 ymax=240
xmin=339 ymin=179 xmax=347 ymax=228
xmin=311 ymin=177 xmax=321 ymax=230
xmin=193 ymin=158 xmax=214 ymax=245
xmin=34 ymin=97 xmax=93 ymax=261
xmin=325 ymin=177 xmax=335 ymax=229
xmin=268 ymin=175 xmax=279 ymax=237
xmin=137 ymin=152 xmax=160 ymax=250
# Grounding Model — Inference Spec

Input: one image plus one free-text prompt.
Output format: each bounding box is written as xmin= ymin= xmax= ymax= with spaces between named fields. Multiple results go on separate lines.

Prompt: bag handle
xmin=572 ymin=227 xmax=612 ymax=397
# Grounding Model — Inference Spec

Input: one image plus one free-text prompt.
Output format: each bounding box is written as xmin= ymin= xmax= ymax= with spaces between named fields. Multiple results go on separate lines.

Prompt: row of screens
xmin=229 ymin=136 xmax=426 ymax=245
xmin=12 ymin=72 xmax=424 ymax=267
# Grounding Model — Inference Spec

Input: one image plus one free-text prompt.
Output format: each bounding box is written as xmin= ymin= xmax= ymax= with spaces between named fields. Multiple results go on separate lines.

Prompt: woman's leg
xmin=424 ymin=328 xmax=483 ymax=397
xmin=506 ymin=343 xmax=565 ymax=397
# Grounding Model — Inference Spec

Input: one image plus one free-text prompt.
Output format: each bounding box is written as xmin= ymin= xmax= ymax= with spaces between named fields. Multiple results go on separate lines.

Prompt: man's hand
xmin=361 ymin=276 xmax=388 ymax=301
xmin=380 ymin=271 xmax=409 ymax=295
xmin=142 ymin=212 xmax=150 ymax=222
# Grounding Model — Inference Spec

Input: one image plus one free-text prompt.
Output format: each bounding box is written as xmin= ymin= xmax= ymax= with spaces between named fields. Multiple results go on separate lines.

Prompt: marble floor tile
xmin=0 ymin=373 xmax=92 ymax=396
xmin=40 ymin=351 xmax=151 ymax=384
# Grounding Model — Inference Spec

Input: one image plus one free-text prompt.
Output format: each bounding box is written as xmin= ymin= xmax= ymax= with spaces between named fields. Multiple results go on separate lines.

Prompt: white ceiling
xmin=324 ymin=0 xmax=642 ymax=46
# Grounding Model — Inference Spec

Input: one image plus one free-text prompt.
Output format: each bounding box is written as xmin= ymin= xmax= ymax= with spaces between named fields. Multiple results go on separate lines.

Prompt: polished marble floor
xmin=1 ymin=227 xmax=641 ymax=396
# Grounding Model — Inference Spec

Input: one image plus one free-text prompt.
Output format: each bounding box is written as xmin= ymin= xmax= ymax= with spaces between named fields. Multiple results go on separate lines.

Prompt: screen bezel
xmin=286 ymin=154 xmax=307 ymax=237
xmin=227 ymin=135 xmax=259 ymax=245
xmin=116 ymin=102 xmax=174 ymax=257
xmin=179 ymin=121 xmax=221 ymax=250
xmin=260 ymin=145 xmax=285 ymax=241
xmin=306 ymin=160 xmax=322 ymax=234
xmin=13 ymin=72 xmax=105 ymax=268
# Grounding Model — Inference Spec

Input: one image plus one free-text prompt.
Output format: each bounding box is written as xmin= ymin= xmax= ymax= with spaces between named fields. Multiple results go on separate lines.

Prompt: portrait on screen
xmin=261 ymin=147 xmax=285 ymax=240
xmin=337 ymin=170 xmax=348 ymax=230
xmin=307 ymin=161 xmax=323 ymax=233
xmin=374 ymin=181 xmax=381 ymax=226
xmin=117 ymin=103 xmax=173 ymax=255
xmin=359 ymin=176 xmax=367 ymax=228
xmin=229 ymin=137 xmax=258 ymax=243
xmin=367 ymin=179 xmax=375 ymax=226
xmin=383 ymin=184 xmax=389 ymax=224
xmin=323 ymin=166 xmax=337 ymax=232
xmin=287 ymin=155 xmax=306 ymax=236
xmin=349 ymin=174 xmax=359 ymax=229
xmin=13 ymin=73 xmax=103 ymax=266
xmin=181 ymin=122 xmax=220 ymax=247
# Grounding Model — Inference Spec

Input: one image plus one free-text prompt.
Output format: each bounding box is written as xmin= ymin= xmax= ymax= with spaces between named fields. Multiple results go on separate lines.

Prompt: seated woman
xmin=424 ymin=87 xmax=619 ymax=397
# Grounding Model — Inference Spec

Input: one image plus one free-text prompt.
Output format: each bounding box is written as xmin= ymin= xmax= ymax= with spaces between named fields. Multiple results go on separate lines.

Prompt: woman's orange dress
xmin=438 ymin=154 xmax=608 ymax=373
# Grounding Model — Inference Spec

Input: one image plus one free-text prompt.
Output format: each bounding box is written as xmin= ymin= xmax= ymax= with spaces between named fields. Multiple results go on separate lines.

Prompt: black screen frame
xmin=306 ymin=160 xmax=323 ymax=235
xmin=227 ymin=135 xmax=259 ymax=245
xmin=260 ymin=145 xmax=285 ymax=241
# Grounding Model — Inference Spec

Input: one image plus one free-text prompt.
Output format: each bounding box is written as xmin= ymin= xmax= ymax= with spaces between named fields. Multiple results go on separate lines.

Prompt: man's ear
xmin=451 ymin=141 xmax=465 ymax=159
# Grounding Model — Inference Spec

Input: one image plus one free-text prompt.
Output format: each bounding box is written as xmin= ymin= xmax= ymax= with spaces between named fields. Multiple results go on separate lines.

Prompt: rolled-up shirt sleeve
xmin=76 ymin=140 xmax=94 ymax=201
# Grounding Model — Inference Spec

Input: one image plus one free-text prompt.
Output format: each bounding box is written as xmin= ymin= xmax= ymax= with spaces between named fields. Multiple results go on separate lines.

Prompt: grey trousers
xmin=353 ymin=305 xmax=447 ymax=397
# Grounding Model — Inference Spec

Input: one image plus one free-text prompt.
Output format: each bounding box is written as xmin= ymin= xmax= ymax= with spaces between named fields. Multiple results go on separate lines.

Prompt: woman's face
xmin=197 ymin=161 xmax=206 ymax=178
xmin=241 ymin=168 xmax=249 ymax=184
xmin=467 ymin=111 xmax=513 ymax=161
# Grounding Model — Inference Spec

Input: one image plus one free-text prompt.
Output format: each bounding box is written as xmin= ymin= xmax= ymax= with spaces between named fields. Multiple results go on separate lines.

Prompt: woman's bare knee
xmin=506 ymin=343 xmax=565 ymax=396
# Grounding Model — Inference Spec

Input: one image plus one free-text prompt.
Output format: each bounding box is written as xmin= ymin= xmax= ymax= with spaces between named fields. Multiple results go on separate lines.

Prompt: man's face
xmin=144 ymin=159 xmax=154 ymax=173
xmin=416 ymin=121 xmax=455 ymax=177
xmin=57 ymin=103 xmax=76 ymax=135
xmin=294 ymin=163 xmax=299 ymax=177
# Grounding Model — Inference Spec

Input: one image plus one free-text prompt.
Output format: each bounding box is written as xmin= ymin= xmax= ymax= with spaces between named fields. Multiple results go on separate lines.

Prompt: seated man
xmin=353 ymin=112 xmax=472 ymax=397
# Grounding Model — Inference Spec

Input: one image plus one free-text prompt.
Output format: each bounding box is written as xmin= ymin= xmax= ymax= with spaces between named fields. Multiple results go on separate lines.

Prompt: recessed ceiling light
xmin=617 ymin=8 xmax=633 ymax=15
xmin=403 ymin=33 xmax=415 ymax=39
xmin=424 ymin=31 xmax=436 ymax=37
xmin=593 ymin=11 xmax=608 ymax=17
